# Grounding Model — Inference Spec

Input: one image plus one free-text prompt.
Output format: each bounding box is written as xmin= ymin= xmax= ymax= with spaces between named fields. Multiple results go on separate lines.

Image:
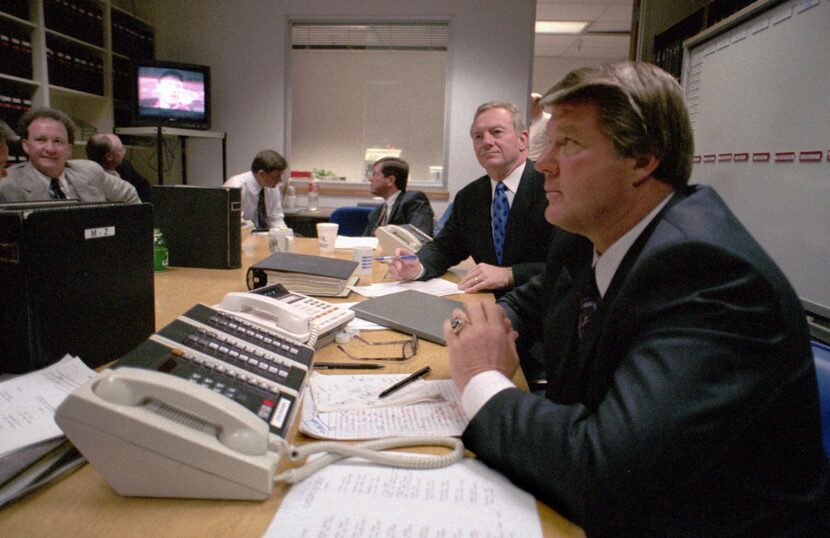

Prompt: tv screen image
xmin=134 ymin=61 xmax=210 ymax=129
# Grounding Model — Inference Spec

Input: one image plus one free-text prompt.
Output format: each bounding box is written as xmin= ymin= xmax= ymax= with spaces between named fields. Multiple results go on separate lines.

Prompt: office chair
xmin=329 ymin=206 xmax=374 ymax=237
xmin=433 ymin=202 xmax=453 ymax=237
xmin=813 ymin=341 xmax=830 ymax=459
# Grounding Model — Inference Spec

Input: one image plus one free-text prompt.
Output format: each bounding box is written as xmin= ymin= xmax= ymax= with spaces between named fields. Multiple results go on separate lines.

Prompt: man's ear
xmin=631 ymin=155 xmax=659 ymax=186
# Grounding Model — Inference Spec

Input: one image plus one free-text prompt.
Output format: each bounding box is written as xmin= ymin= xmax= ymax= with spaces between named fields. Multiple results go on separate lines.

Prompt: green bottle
xmin=153 ymin=228 xmax=169 ymax=272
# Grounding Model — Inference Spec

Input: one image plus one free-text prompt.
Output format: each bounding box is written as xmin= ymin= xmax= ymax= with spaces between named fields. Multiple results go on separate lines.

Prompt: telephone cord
xmin=305 ymin=322 xmax=320 ymax=348
xmin=270 ymin=435 xmax=465 ymax=484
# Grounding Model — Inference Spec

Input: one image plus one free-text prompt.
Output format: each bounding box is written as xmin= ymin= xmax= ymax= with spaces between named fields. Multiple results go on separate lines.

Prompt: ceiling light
xmin=535 ymin=21 xmax=589 ymax=34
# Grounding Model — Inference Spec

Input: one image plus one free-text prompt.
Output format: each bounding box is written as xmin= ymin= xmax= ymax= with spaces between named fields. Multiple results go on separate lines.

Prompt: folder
xmin=348 ymin=290 xmax=462 ymax=345
xmin=247 ymin=252 xmax=358 ymax=297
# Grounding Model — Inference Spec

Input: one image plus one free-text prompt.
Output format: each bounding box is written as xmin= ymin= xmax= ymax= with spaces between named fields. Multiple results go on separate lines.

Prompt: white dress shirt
xmin=461 ymin=192 xmax=674 ymax=419
xmin=224 ymin=171 xmax=286 ymax=229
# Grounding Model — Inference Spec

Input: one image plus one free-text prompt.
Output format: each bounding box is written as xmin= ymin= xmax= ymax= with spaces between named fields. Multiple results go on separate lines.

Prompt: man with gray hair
xmin=387 ymin=101 xmax=557 ymax=297
xmin=0 ymin=119 xmax=18 ymax=179
xmin=446 ymin=61 xmax=829 ymax=535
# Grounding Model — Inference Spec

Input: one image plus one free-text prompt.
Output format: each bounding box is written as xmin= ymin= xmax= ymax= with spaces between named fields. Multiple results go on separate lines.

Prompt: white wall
xmin=531 ymin=55 xmax=627 ymax=97
xmin=154 ymin=0 xmax=536 ymax=214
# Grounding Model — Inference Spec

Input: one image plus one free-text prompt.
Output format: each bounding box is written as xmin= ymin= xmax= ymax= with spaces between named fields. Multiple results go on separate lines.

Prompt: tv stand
xmin=115 ymin=127 xmax=227 ymax=185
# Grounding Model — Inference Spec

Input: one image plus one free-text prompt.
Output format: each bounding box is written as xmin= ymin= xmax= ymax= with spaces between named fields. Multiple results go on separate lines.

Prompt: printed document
xmin=0 ymin=356 xmax=96 ymax=457
xmin=264 ymin=459 xmax=543 ymax=538
xmin=350 ymin=278 xmax=460 ymax=298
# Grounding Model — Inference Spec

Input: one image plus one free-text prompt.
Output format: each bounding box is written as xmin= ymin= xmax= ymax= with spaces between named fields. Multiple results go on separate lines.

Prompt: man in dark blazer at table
xmin=363 ymin=156 xmax=434 ymax=237
xmin=446 ymin=62 xmax=829 ymax=536
xmin=387 ymin=101 xmax=557 ymax=297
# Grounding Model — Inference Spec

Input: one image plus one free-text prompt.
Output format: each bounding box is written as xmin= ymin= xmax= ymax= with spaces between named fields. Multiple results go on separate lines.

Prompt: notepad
xmin=349 ymin=290 xmax=462 ymax=344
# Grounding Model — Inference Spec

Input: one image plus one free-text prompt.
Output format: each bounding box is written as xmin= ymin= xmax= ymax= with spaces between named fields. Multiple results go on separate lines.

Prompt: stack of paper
xmin=0 ymin=356 xmax=95 ymax=507
xmin=300 ymin=372 xmax=468 ymax=440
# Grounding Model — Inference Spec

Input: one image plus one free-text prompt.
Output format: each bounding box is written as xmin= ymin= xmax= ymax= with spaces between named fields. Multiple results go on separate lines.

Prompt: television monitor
xmin=133 ymin=60 xmax=211 ymax=130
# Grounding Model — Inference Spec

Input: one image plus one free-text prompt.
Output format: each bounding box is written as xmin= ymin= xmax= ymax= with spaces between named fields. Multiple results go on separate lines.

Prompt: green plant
xmin=312 ymin=168 xmax=336 ymax=180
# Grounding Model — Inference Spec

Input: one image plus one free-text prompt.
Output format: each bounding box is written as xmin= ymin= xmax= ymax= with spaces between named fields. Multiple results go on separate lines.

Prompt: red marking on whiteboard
xmin=692 ymin=155 xmax=702 ymax=163
xmin=702 ymin=154 xmax=716 ymax=163
xmin=774 ymin=152 xmax=796 ymax=162
xmin=718 ymin=153 xmax=733 ymax=162
xmin=752 ymin=152 xmax=770 ymax=162
xmin=733 ymin=153 xmax=749 ymax=162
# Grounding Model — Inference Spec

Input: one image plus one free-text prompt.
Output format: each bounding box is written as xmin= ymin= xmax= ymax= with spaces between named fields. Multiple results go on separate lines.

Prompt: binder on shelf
xmin=152 ymin=185 xmax=242 ymax=270
xmin=349 ymin=290 xmax=462 ymax=345
xmin=247 ymin=252 xmax=358 ymax=297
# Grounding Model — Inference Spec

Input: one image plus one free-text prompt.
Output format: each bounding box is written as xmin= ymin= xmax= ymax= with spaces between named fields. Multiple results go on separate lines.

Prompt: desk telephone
xmin=375 ymin=224 xmax=432 ymax=255
xmin=218 ymin=283 xmax=354 ymax=348
xmin=55 ymin=290 xmax=463 ymax=501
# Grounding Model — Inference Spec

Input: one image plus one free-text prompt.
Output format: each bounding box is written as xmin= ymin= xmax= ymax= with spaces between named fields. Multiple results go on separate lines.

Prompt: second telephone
xmin=218 ymin=283 xmax=354 ymax=348
xmin=375 ymin=224 xmax=432 ymax=255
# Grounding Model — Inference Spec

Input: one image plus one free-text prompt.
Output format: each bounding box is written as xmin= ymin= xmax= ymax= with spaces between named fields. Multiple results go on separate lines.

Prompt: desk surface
xmin=0 ymin=237 xmax=584 ymax=538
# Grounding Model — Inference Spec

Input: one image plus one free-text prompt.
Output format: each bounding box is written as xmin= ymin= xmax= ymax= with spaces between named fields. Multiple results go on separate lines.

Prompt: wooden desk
xmin=0 ymin=237 xmax=584 ymax=538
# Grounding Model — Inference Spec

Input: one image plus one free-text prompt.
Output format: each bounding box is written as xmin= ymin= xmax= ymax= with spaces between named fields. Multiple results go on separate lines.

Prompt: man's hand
xmin=457 ymin=263 xmax=512 ymax=293
xmin=385 ymin=247 xmax=422 ymax=281
xmin=444 ymin=300 xmax=519 ymax=392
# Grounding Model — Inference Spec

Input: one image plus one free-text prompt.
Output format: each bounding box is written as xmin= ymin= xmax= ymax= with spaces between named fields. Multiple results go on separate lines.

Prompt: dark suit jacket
xmin=116 ymin=159 xmax=153 ymax=203
xmin=481 ymin=185 xmax=829 ymax=536
xmin=416 ymin=161 xmax=557 ymax=293
xmin=363 ymin=190 xmax=434 ymax=236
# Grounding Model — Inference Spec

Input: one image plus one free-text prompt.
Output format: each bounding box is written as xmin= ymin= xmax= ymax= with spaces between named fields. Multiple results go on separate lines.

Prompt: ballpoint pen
xmin=314 ymin=362 xmax=385 ymax=370
xmin=378 ymin=366 xmax=431 ymax=398
xmin=373 ymin=255 xmax=419 ymax=263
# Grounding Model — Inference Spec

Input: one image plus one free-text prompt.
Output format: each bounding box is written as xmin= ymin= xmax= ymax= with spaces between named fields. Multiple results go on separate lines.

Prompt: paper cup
xmin=352 ymin=245 xmax=374 ymax=276
xmin=316 ymin=222 xmax=338 ymax=253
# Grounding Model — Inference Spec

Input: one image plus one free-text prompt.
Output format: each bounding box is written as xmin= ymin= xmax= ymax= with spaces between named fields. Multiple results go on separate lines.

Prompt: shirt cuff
xmin=461 ymin=371 xmax=516 ymax=419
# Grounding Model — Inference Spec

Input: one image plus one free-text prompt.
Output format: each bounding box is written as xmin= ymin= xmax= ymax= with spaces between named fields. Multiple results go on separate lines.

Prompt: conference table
xmin=0 ymin=235 xmax=584 ymax=538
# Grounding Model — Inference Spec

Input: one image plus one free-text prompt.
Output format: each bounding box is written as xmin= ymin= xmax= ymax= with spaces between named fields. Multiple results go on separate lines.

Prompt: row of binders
xmin=46 ymin=40 xmax=104 ymax=96
xmin=43 ymin=0 xmax=104 ymax=48
xmin=0 ymin=25 xmax=33 ymax=80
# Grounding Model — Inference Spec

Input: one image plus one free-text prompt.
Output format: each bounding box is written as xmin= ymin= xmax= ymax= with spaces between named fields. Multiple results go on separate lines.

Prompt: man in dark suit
xmin=363 ymin=156 xmax=433 ymax=237
xmin=445 ymin=62 xmax=829 ymax=535
xmin=388 ymin=101 xmax=556 ymax=296
xmin=86 ymin=133 xmax=153 ymax=203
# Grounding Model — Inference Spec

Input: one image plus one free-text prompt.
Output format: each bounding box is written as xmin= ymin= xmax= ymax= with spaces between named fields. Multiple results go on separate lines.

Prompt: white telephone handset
xmin=375 ymin=224 xmax=432 ymax=255
xmin=55 ymin=367 xmax=280 ymax=500
xmin=218 ymin=284 xmax=354 ymax=347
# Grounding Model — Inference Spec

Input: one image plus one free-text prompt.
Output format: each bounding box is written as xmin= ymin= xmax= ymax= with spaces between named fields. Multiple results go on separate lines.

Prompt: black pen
xmin=378 ymin=366 xmax=431 ymax=398
xmin=314 ymin=362 xmax=385 ymax=370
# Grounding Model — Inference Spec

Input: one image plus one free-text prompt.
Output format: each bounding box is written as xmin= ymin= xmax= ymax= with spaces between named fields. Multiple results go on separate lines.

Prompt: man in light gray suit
xmin=0 ymin=108 xmax=139 ymax=204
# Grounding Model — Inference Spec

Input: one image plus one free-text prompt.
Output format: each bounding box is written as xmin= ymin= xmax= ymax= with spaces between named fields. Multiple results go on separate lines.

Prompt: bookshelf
xmin=0 ymin=0 xmax=154 ymax=164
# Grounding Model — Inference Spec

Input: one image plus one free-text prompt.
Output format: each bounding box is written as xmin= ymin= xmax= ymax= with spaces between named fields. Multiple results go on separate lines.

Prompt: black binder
xmin=152 ymin=185 xmax=242 ymax=269
xmin=0 ymin=201 xmax=155 ymax=373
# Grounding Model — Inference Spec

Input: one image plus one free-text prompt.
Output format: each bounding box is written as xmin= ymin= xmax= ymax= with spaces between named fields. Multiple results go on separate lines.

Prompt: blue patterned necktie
xmin=49 ymin=177 xmax=67 ymax=200
xmin=492 ymin=182 xmax=509 ymax=264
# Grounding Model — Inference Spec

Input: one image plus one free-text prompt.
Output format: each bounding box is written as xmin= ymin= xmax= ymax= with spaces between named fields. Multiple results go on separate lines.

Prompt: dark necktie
xmin=49 ymin=178 xmax=67 ymax=200
xmin=577 ymin=266 xmax=600 ymax=340
xmin=492 ymin=182 xmax=509 ymax=264
xmin=256 ymin=188 xmax=268 ymax=228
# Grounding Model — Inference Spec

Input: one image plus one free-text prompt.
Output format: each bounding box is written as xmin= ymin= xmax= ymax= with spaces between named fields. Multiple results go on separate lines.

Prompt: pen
xmin=373 ymin=255 xmax=419 ymax=263
xmin=314 ymin=362 xmax=385 ymax=370
xmin=378 ymin=366 xmax=431 ymax=398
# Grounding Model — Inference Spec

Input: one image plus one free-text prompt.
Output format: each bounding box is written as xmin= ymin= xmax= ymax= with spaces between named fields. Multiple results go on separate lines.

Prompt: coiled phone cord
xmin=270 ymin=435 xmax=465 ymax=484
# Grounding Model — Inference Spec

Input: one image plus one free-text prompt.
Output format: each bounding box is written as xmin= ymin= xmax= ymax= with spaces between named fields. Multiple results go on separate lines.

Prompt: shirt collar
xmin=385 ymin=190 xmax=401 ymax=209
xmin=489 ymin=160 xmax=525 ymax=196
xmin=593 ymin=192 xmax=674 ymax=297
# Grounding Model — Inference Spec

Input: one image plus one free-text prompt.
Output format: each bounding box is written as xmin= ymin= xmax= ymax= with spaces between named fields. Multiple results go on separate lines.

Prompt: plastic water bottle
xmin=153 ymin=228 xmax=168 ymax=272
xmin=307 ymin=178 xmax=320 ymax=211
xmin=284 ymin=185 xmax=297 ymax=209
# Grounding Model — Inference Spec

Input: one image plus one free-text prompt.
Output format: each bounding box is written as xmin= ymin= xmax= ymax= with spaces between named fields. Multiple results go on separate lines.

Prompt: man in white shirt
xmin=443 ymin=62 xmax=829 ymax=536
xmin=527 ymin=92 xmax=551 ymax=161
xmin=224 ymin=149 xmax=287 ymax=229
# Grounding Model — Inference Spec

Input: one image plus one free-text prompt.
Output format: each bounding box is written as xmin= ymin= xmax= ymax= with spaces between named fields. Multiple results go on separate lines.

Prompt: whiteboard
xmin=682 ymin=0 xmax=830 ymax=316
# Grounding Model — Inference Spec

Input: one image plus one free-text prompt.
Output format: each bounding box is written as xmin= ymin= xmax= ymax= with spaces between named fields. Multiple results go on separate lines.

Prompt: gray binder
xmin=349 ymin=290 xmax=462 ymax=345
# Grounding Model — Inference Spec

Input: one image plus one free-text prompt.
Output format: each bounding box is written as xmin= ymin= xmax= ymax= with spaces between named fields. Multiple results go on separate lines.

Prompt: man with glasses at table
xmin=0 ymin=108 xmax=139 ymax=204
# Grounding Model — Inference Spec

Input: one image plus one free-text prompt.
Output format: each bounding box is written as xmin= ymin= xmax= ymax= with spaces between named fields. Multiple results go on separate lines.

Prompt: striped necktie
xmin=49 ymin=177 xmax=67 ymax=200
xmin=577 ymin=267 xmax=599 ymax=340
xmin=491 ymin=182 xmax=509 ymax=264
xmin=256 ymin=188 xmax=268 ymax=228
